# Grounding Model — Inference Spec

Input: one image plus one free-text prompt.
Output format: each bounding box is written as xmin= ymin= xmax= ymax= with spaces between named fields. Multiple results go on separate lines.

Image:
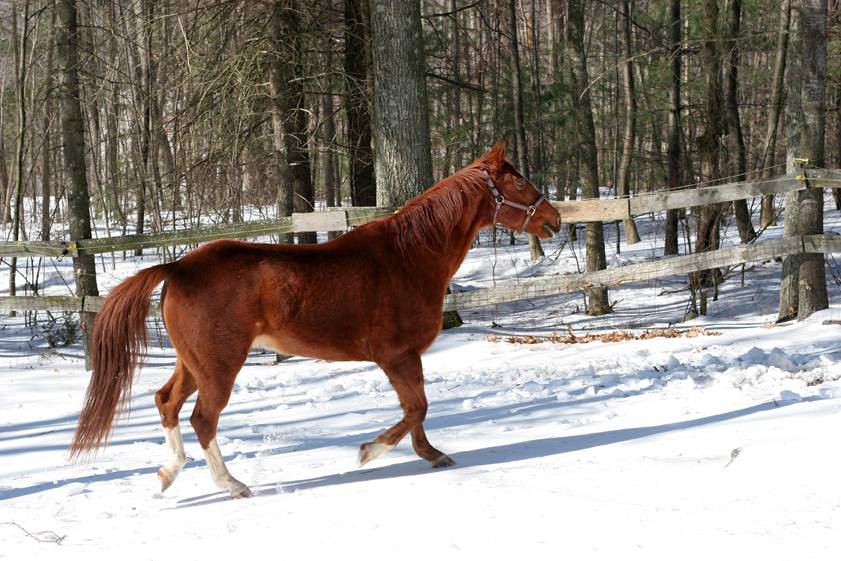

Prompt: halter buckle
xmin=526 ymin=206 xmax=537 ymax=216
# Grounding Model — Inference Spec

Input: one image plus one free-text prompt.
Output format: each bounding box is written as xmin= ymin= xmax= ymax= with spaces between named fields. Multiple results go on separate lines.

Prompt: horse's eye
xmin=516 ymin=178 xmax=525 ymax=188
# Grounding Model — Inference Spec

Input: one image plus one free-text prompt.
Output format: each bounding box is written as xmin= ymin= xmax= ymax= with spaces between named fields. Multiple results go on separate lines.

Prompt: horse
xmin=69 ymin=143 xmax=561 ymax=498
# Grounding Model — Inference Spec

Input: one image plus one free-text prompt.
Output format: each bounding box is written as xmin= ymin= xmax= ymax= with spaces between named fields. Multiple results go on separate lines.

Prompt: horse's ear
xmin=488 ymin=142 xmax=507 ymax=166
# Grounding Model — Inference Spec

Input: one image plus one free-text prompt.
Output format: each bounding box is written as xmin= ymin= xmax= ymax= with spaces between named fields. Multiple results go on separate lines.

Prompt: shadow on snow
xmin=173 ymin=397 xmax=817 ymax=509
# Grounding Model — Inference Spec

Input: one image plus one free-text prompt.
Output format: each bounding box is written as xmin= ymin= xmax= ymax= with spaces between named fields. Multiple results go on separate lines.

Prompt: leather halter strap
xmin=482 ymin=169 xmax=546 ymax=233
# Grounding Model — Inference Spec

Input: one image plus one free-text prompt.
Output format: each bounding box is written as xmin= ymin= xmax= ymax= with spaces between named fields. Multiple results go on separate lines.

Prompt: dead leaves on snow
xmin=486 ymin=326 xmax=720 ymax=346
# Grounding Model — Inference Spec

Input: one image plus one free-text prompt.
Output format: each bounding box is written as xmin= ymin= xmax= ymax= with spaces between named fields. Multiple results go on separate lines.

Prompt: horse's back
xmin=160 ymin=233 xmax=404 ymax=362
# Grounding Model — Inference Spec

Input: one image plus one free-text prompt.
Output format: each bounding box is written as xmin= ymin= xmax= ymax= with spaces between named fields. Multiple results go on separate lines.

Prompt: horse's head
xmin=480 ymin=143 xmax=561 ymax=239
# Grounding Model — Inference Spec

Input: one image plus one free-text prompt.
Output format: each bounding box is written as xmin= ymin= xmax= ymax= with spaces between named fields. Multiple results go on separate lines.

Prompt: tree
xmin=129 ymin=0 xmax=155 ymax=255
xmin=370 ymin=0 xmax=461 ymax=329
xmin=725 ymin=0 xmax=757 ymax=243
xmin=759 ymin=0 xmax=792 ymax=229
xmin=665 ymin=0 xmax=684 ymax=256
xmin=370 ymin=0 xmax=434 ymax=204
xmin=57 ymin=0 xmax=99 ymax=364
xmin=779 ymin=0 xmax=804 ymax=322
xmin=795 ymin=0 xmax=829 ymax=319
xmin=344 ymin=0 xmax=376 ymax=206
xmin=9 ymin=0 xmax=30 ymax=309
xmin=268 ymin=0 xmax=316 ymax=244
xmin=616 ymin=0 xmax=641 ymax=246
xmin=693 ymin=0 xmax=724 ymax=315
xmin=41 ymin=4 xmax=56 ymax=242
xmin=566 ymin=0 xmax=610 ymax=316
xmin=321 ymin=91 xmax=341 ymax=239
xmin=507 ymin=0 xmax=543 ymax=260
xmin=778 ymin=0 xmax=830 ymax=322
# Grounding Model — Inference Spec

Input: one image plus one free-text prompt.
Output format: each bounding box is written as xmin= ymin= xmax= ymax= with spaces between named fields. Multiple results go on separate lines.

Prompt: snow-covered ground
xmin=1 ymin=201 xmax=840 ymax=560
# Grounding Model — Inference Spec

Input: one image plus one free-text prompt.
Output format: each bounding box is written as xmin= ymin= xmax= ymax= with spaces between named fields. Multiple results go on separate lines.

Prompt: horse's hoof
xmin=230 ymin=485 xmax=252 ymax=499
xmin=158 ymin=468 xmax=175 ymax=492
xmin=432 ymin=454 xmax=455 ymax=468
xmin=358 ymin=441 xmax=393 ymax=467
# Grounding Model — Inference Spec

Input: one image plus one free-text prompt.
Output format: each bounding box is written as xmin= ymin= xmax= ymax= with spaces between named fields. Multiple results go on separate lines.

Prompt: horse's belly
xmin=250 ymin=333 xmax=364 ymax=362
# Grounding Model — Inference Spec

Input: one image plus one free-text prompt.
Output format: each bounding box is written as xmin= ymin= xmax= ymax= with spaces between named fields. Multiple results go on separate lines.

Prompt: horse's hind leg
xmin=359 ymin=354 xmax=454 ymax=468
xmin=411 ymin=424 xmax=455 ymax=468
xmin=154 ymin=359 xmax=197 ymax=492
xmin=189 ymin=367 xmax=251 ymax=499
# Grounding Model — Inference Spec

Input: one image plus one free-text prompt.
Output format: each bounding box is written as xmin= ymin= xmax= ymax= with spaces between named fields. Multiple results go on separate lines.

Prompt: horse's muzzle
xmin=541 ymin=214 xmax=562 ymax=238
xmin=542 ymin=222 xmax=562 ymax=239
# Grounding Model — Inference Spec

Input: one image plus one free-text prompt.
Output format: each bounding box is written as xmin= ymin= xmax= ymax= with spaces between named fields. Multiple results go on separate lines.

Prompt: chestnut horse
xmin=69 ymin=143 xmax=561 ymax=498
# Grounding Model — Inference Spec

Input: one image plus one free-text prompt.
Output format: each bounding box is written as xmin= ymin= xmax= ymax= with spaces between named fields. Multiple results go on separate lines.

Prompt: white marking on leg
xmin=358 ymin=441 xmax=395 ymax=466
xmin=158 ymin=425 xmax=187 ymax=492
xmin=203 ymin=438 xmax=251 ymax=498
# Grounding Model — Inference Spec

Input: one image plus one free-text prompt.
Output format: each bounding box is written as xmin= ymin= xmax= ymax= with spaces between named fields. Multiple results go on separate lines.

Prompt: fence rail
xmin=0 ymin=207 xmax=395 ymax=259
xmin=444 ymin=234 xmax=839 ymax=311
xmin=2 ymin=234 xmax=838 ymax=316
xmin=2 ymin=169 xmax=840 ymax=260
xmin=1 ymin=167 xmax=840 ymax=317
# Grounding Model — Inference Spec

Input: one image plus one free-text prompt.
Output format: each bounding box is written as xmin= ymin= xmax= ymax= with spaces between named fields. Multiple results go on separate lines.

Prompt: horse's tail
xmin=69 ymin=263 xmax=174 ymax=459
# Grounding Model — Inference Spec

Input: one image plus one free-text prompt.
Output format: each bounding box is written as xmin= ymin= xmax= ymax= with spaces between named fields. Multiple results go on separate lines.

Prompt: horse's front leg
xmin=358 ymin=354 xmax=454 ymax=468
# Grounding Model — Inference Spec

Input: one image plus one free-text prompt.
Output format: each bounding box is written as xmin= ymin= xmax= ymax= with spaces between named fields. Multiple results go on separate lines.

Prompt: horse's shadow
xmin=173 ymin=398 xmax=814 ymax=509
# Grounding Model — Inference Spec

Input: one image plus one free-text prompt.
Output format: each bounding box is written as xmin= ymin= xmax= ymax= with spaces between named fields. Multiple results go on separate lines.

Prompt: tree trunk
xmin=9 ymin=0 xmax=30 ymax=312
xmin=267 ymin=69 xmax=294 ymax=244
xmin=0 ymin=122 xmax=9 ymax=225
xmin=665 ymin=0 xmax=683 ymax=256
xmin=370 ymin=0 xmax=462 ymax=329
xmin=449 ymin=0 xmax=462 ymax=172
xmin=322 ymin=98 xmax=336 ymax=210
xmin=567 ymin=0 xmax=610 ymax=316
xmin=779 ymin=1 xmax=804 ymax=322
xmin=795 ymin=0 xmax=829 ymax=319
xmin=617 ymin=0 xmax=641 ymax=246
xmin=835 ymin=86 xmax=841 ymax=210
xmin=546 ymin=0 xmax=565 ymax=204
xmin=57 ymin=0 xmax=100 ymax=365
xmin=725 ymin=0 xmax=756 ymax=243
xmin=42 ymin=4 xmax=56 ymax=242
xmin=322 ymin=91 xmax=341 ymax=240
xmin=344 ymin=0 xmax=376 ymax=206
xmin=106 ymin=81 xmax=126 ymax=228
xmin=693 ymin=0 xmax=724 ymax=312
xmin=146 ymin=29 xmax=165 ymax=237
xmin=760 ymin=0 xmax=791 ymax=229
xmin=268 ymin=0 xmax=315 ymax=244
xmin=130 ymin=0 xmax=153 ymax=255
xmin=507 ymin=0 xmax=543 ymax=260
xmin=371 ymin=0 xmax=433 ymax=204
xmin=528 ymin=0 xmax=547 ymax=199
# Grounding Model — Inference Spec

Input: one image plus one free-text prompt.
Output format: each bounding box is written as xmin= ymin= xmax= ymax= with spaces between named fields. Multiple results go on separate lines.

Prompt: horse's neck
xmin=427 ymin=187 xmax=489 ymax=283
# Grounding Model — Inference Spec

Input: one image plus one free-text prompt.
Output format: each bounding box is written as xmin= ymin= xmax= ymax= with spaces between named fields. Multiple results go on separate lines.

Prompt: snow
xmin=1 ymin=203 xmax=841 ymax=560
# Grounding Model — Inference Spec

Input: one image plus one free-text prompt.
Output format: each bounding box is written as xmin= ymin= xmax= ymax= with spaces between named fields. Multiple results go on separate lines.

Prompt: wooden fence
xmin=0 ymin=207 xmax=394 ymax=259
xmin=1 ymin=167 xmax=840 ymax=316
xmin=1 ymin=233 xmax=838 ymax=316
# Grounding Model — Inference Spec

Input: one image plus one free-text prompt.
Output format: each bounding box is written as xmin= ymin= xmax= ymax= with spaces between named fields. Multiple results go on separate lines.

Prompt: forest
xmin=0 ymin=0 xmax=838 ymax=324
xmin=2 ymin=3 xmax=841 ymax=554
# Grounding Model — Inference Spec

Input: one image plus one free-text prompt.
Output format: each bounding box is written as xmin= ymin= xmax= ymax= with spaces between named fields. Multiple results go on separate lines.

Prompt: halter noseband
xmin=482 ymin=169 xmax=546 ymax=233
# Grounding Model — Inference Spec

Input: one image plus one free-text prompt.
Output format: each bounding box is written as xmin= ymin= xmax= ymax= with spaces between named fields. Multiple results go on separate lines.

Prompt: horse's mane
xmin=388 ymin=163 xmax=489 ymax=257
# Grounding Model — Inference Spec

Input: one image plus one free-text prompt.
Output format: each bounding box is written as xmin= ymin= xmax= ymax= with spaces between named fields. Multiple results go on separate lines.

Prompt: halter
xmin=482 ymin=169 xmax=546 ymax=233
